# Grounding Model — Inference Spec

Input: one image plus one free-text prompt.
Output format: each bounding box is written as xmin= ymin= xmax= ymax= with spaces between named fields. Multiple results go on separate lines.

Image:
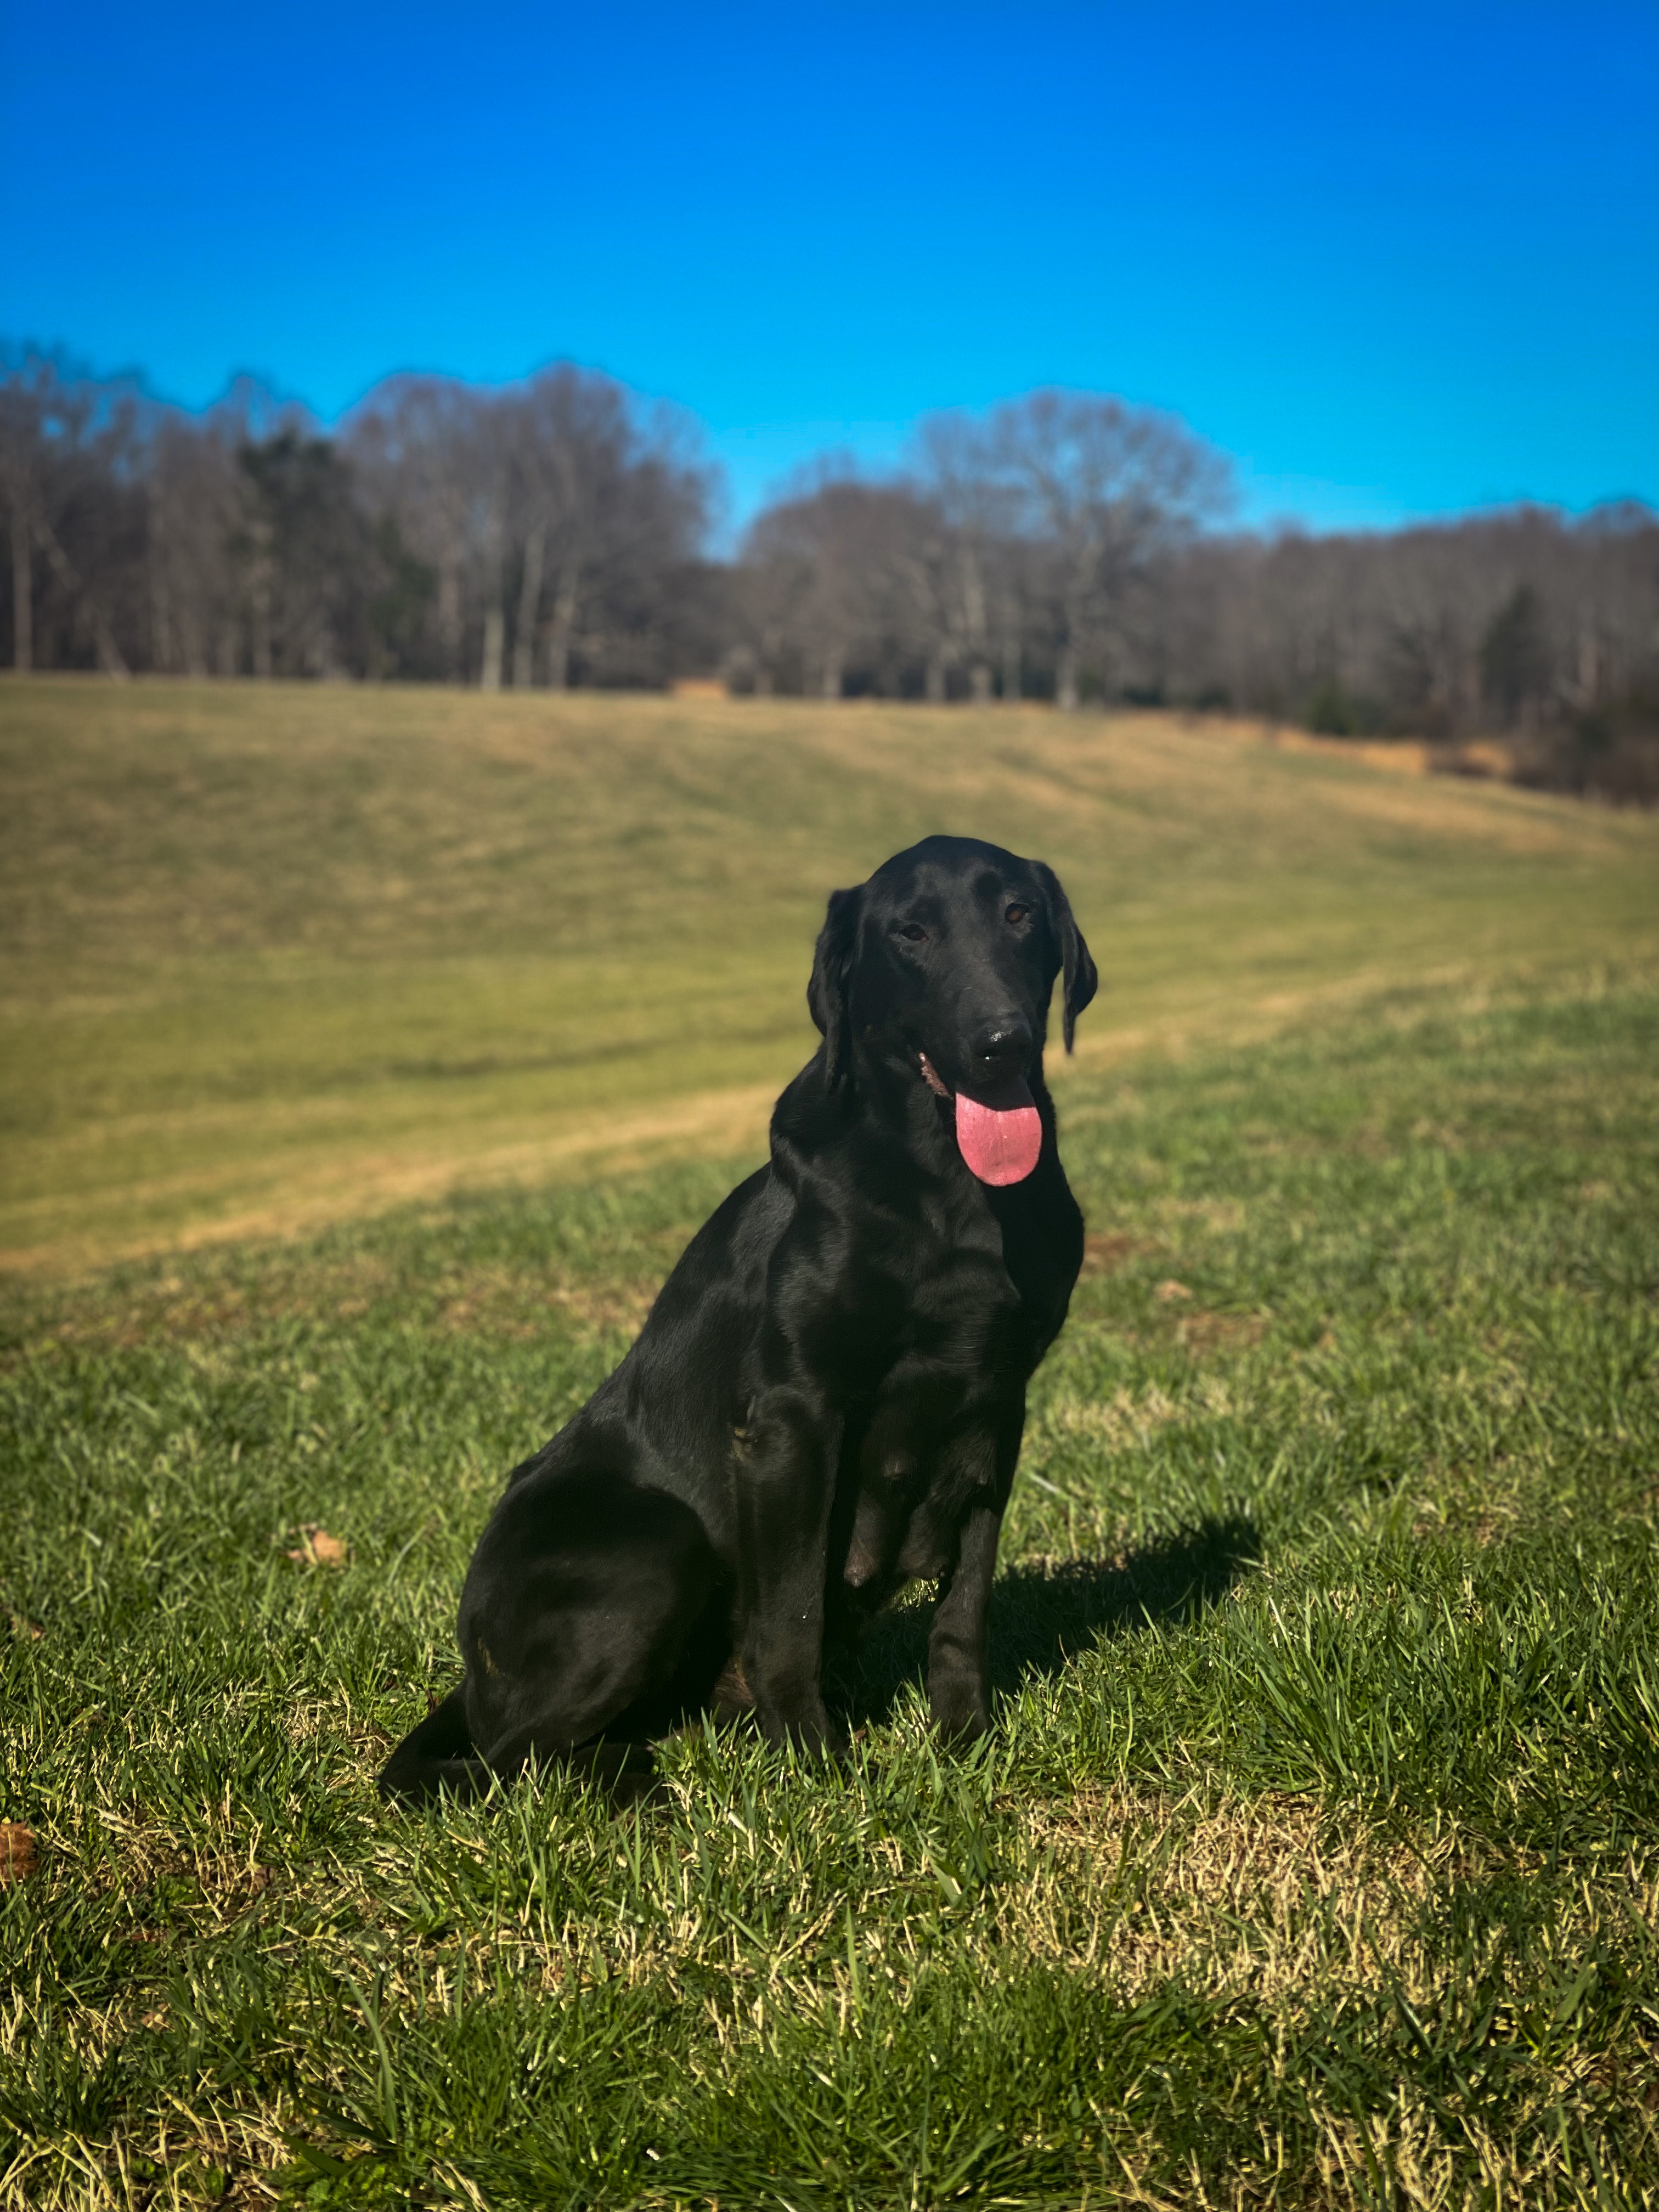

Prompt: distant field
xmin=4 ymin=973 xmax=1656 ymax=2207
xmin=3 ymin=676 xmax=1655 ymax=1275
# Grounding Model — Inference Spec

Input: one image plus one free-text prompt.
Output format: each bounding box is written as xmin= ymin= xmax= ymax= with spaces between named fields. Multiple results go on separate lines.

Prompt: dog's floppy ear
xmin=1032 ymin=862 xmax=1098 ymax=1053
xmin=808 ymin=884 xmax=862 ymax=1087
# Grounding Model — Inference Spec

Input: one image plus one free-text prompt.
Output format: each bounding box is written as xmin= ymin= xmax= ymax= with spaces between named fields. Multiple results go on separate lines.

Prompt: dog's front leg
xmin=927 ymin=1401 xmax=1022 ymax=1742
xmin=733 ymin=1384 xmax=845 ymax=1753
xmin=927 ymin=1496 xmax=1004 ymax=1742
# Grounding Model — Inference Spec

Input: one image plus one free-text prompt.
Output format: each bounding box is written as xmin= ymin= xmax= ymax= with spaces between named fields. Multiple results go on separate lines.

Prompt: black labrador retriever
xmin=380 ymin=835 xmax=1097 ymax=1801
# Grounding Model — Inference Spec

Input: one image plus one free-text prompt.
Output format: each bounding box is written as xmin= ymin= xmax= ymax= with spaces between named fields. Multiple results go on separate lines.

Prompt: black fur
xmin=379 ymin=836 xmax=1097 ymax=1801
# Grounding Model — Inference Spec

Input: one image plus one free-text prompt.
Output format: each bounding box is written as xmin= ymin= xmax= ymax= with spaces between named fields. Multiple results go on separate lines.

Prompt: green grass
xmin=3 ymin=678 xmax=1656 ymax=1272
xmin=4 ymin=966 xmax=1658 ymax=2208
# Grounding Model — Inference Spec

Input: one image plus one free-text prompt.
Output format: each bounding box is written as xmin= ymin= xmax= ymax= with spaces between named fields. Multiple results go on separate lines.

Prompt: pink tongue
xmin=955 ymin=1081 xmax=1042 ymax=1186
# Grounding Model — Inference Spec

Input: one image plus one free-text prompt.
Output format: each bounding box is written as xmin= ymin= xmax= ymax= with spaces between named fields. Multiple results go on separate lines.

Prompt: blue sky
xmin=3 ymin=2 xmax=1655 ymax=535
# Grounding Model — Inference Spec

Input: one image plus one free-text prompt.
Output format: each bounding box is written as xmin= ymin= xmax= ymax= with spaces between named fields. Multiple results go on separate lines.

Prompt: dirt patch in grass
xmin=1174 ymin=1308 xmax=1269 ymax=1357
xmin=1079 ymin=1231 xmax=1156 ymax=1274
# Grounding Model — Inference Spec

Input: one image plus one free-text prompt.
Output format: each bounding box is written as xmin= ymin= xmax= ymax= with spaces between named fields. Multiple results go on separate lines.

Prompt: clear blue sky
xmin=3 ymin=2 xmax=1655 ymax=535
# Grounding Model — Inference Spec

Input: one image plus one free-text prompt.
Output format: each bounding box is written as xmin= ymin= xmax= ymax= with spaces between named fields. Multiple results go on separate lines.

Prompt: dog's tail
xmin=377 ymin=1679 xmax=492 ymax=1803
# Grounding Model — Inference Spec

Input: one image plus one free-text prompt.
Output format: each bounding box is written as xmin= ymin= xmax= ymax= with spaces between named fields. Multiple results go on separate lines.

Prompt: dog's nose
xmin=972 ymin=1017 xmax=1032 ymax=1081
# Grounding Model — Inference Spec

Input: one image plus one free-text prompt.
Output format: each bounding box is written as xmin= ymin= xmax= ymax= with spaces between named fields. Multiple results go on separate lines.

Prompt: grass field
xmin=3 ymin=679 xmax=1658 ymax=2209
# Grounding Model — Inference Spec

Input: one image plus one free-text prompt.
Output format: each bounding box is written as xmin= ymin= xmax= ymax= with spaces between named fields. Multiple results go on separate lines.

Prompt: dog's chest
xmin=904 ymin=1203 xmax=1035 ymax=1364
xmin=837 ymin=1244 xmax=1030 ymax=1591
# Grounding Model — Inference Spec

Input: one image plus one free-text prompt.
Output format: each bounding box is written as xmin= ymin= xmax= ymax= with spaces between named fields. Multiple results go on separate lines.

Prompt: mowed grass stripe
xmin=3 ymin=976 xmax=1656 ymax=2208
xmin=3 ymin=678 xmax=1655 ymax=1271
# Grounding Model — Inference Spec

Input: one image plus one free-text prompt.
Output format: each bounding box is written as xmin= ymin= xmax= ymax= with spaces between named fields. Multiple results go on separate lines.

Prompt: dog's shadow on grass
xmin=827 ymin=1513 xmax=1262 ymax=1731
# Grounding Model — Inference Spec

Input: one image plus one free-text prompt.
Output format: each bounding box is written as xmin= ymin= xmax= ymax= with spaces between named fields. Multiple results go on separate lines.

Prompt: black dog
xmin=380 ymin=835 xmax=1097 ymax=1801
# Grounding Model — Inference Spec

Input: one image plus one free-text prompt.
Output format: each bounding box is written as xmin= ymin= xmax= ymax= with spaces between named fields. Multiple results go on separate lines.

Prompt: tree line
xmin=4 ymin=345 xmax=1656 ymax=791
xmin=1 ymin=351 xmax=715 ymax=690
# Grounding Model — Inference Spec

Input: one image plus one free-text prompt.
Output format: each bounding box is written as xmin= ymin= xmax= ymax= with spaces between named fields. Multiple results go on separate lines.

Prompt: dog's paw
xmin=805 ymin=1720 xmax=853 ymax=1764
xmin=760 ymin=1712 xmax=850 ymax=1765
xmin=929 ymin=1692 xmax=992 ymax=1747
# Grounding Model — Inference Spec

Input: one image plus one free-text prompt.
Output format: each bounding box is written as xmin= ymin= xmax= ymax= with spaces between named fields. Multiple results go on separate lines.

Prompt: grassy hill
xmin=3 ymin=678 xmax=1655 ymax=1274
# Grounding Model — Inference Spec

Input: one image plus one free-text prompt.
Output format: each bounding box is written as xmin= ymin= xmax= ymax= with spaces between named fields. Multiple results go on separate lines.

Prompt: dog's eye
xmin=1005 ymin=904 xmax=1031 ymax=926
xmin=898 ymin=923 xmax=928 ymax=944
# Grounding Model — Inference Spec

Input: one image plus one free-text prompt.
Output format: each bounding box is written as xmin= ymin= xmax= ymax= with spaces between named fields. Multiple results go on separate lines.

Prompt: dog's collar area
xmin=917 ymin=1051 xmax=953 ymax=1100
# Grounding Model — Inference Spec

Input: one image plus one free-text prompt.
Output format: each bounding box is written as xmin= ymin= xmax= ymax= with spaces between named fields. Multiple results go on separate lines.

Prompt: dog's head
xmin=807 ymin=836 xmax=1097 ymax=1185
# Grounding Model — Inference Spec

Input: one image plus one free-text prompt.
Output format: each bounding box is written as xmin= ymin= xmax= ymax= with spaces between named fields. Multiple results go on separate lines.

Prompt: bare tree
xmin=345 ymin=365 xmax=710 ymax=692
xmin=981 ymin=390 xmax=1233 ymax=708
xmin=0 ymin=352 xmax=155 ymax=675
xmin=346 ymin=377 xmax=490 ymax=681
xmin=0 ymin=369 xmax=35 ymax=671
xmin=145 ymin=405 xmax=245 ymax=674
xmin=907 ymin=412 xmax=1016 ymax=702
xmin=742 ymin=472 xmax=897 ymax=698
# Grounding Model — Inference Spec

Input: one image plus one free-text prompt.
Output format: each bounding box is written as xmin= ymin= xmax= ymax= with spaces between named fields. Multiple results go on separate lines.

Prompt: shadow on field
xmin=830 ymin=1514 xmax=1262 ymax=1730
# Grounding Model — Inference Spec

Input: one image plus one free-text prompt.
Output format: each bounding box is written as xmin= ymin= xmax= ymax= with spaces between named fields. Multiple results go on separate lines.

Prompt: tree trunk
xmin=247 ymin=518 xmax=273 ymax=680
xmin=1001 ymin=636 xmax=1021 ymax=702
xmin=92 ymin=608 xmax=131 ymax=680
xmin=925 ymin=651 xmax=946 ymax=704
xmin=149 ymin=554 xmax=172 ymax=673
xmin=437 ymin=557 xmax=461 ymax=682
xmin=480 ymin=604 xmax=505 ymax=691
xmin=821 ymin=647 xmax=844 ymax=700
xmin=512 ymin=526 xmax=545 ymax=689
xmin=546 ymin=558 xmax=579 ymax=690
xmin=179 ymin=603 xmax=207 ymax=678
xmin=1093 ymin=633 xmax=1116 ymax=710
xmin=1057 ymin=642 xmax=1080 ymax=712
xmin=1576 ymin=616 xmax=1600 ymax=707
xmin=960 ymin=544 xmax=988 ymax=700
xmin=35 ymin=509 xmax=129 ymax=679
xmin=9 ymin=490 xmax=32 ymax=672
xmin=148 ymin=487 xmax=173 ymax=674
